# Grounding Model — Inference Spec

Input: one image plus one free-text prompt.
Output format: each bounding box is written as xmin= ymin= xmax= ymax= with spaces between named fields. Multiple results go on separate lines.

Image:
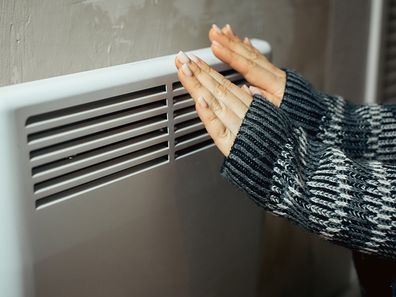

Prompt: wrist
xmin=278 ymin=68 xmax=327 ymax=137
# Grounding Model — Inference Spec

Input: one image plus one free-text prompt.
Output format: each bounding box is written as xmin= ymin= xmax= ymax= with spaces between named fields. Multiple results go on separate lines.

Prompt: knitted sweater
xmin=221 ymin=69 xmax=396 ymax=259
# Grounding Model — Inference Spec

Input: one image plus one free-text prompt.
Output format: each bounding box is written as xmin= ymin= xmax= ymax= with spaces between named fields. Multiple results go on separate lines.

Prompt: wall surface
xmin=0 ymin=0 xmax=360 ymax=296
xmin=2 ymin=0 xmax=328 ymax=89
xmin=324 ymin=0 xmax=371 ymax=103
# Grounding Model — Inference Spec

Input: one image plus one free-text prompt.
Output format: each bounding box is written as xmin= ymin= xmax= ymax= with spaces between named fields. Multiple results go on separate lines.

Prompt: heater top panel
xmin=0 ymin=39 xmax=270 ymax=110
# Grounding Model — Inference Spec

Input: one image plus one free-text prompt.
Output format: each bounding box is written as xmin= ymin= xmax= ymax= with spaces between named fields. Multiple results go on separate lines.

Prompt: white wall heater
xmin=0 ymin=40 xmax=271 ymax=297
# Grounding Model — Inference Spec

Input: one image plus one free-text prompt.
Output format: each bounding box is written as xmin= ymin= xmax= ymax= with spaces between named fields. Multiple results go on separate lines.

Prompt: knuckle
xmin=245 ymin=59 xmax=256 ymax=76
xmin=229 ymin=51 xmax=237 ymax=63
xmin=191 ymin=79 xmax=201 ymax=90
xmin=213 ymin=83 xmax=227 ymax=99
xmin=206 ymin=112 xmax=217 ymax=123
xmin=251 ymin=51 xmax=260 ymax=61
xmin=205 ymin=64 xmax=213 ymax=73
xmin=216 ymin=126 xmax=230 ymax=139
xmin=210 ymin=99 xmax=224 ymax=114
xmin=228 ymin=39 xmax=236 ymax=49
xmin=191 ymin=64 xmax=201 ymax=76
xmin=222 ymin=79 xmax=233 ymax=89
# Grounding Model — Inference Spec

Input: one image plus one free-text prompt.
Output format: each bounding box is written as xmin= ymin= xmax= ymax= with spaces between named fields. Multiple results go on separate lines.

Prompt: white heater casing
xmin=0 ymin=40 xmax=271 ymax=297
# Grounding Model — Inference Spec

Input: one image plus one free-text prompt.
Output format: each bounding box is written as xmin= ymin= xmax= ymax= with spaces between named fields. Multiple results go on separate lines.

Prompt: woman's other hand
xmin=175 ymin=51 xmax=253 ymax=157
xmin=209 ymin=24 xmax=286 ymax=107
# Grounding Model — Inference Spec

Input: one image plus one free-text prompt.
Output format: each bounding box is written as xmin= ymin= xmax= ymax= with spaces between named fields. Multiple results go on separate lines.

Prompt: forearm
xmin=221 ymin=96 xmax=396 ymax=259
xmin=281 ymin=69 xmax=396 ymax=162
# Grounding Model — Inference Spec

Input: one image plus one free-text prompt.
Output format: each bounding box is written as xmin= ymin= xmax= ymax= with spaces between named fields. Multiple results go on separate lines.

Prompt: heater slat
xmin=173 ymin=93 xmax=194 ymax=111
xmin=173 ymin=109 xmax=198 ymax=125
xmin=175 ymin=133 xmax=211 ymax=152
xmin=175 ymin=139 xmax=214 ymax=159
xmin=172 ymin=88 xmax=188 ymax=97
xmin=175 ymin=121 xmax=205 ymax=138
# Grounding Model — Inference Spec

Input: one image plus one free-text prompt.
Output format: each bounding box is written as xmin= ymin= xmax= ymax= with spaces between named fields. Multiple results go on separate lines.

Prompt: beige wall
xmin=0 ymin=0 xmax=359 ymax=296
xmin=2 ymin=0 xmax=328 ymax=88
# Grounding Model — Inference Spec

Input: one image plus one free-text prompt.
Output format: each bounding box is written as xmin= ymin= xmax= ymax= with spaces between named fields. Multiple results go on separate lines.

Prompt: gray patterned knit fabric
xmin=221 ymin=69 xmax=396 ymax=259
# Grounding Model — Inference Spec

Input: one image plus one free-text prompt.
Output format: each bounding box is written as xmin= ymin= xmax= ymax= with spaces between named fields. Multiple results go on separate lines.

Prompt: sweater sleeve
xmin=281 ymin=69 xmax=396 ymax=162
xmin=220 ymin=95 xmax=396 ymax=259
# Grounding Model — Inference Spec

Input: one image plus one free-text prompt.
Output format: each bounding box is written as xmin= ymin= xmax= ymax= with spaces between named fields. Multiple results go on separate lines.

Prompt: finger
xmin=249 ymin=86 xmax=280 ymax=107
xmin=243 ymin=37 xmax=262 ymax=55
xmin=209 ymin=26 xmax=278 ymax=75
xmin=221 ymin=24 xmax=260 ymax=58
xmin=221 ymin=25 xmax=265 ymax=61
xmin=241 ymin=84 xmax=252 ymax=96
xmin=221 ymin=25 xmax=263 ymax=62
xmin=211 ymin=41 xmax=284 ymax=97
xmin=176 ymin=51 xmax=252 ymax=107
xmin=222 ymin=24 xmax=241 ymax=42
xmin=175 ymin=50 xmax=189 ymax=69
xmin=195 ymin=96 xmax=235 ymax=157
xmin=243 ymin=37 xmax=252 ymax=46
xmin=175 ymin=58 xmax=183 ymax=70
xmin=219 ymin=25 xmax=280 ymax=79
xmin=186 ymin=59 xmax=249 ymax=119
xmin=178 ymin=63 xmax=242 ymax=136
xmin=187 ymin=53 xmax=252 ymax=107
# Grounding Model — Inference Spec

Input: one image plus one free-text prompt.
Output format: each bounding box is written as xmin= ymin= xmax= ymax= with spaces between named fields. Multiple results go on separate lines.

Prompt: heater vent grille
xmin=26 ymin=86 xmax=170 ymax=207
xmin=20 ymin=39 xmax=269 ymax=208
xmin=27 ymin=71 xmax=246 ymax=206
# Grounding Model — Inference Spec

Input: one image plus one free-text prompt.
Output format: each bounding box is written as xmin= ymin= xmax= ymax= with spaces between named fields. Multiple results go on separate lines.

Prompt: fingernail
xmin=212 ymin=24 xmax=221 ymax=33
xmin=181 ymin=63 xmax=192 ymax=77
xmin=242 ymin=84 xmax=252 ymax=95
xmin=249 ymin=86 xmax=261 ymax=96
xmin=244 ymin=37 xmax=252 ymax=46
xmin=176 ymin=51 xmax=190 ymax=64
xmin=211 ymin=40 xmax=223 ymax=48
xmin=225 ymin=24 xmax=234 ymax=35
xmin=188 ymin=53 xmax=199 ymax=63
xmin=198 ymin=96 xmax=208 ymax=108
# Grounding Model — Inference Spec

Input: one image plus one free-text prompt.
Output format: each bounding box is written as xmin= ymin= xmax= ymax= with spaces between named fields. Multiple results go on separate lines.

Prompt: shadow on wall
xmin=258 ymin=214 xmax=359 ymax=297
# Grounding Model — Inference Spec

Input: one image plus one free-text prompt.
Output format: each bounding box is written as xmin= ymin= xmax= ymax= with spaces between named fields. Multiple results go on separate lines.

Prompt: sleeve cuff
xmin=220 ymin=95 xmax=292 ymax=208
xmin=280 ymin=68 xmax=327 ymax=137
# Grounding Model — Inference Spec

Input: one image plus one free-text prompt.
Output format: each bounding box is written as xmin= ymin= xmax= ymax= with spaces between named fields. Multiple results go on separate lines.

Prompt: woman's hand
xmin=209 ymin=24 xmax=286 ymax=107
xmin=175 ymin=51 xmax=252 ymax=157
xmin=174 ymin=24 xmax=286 ymax=157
